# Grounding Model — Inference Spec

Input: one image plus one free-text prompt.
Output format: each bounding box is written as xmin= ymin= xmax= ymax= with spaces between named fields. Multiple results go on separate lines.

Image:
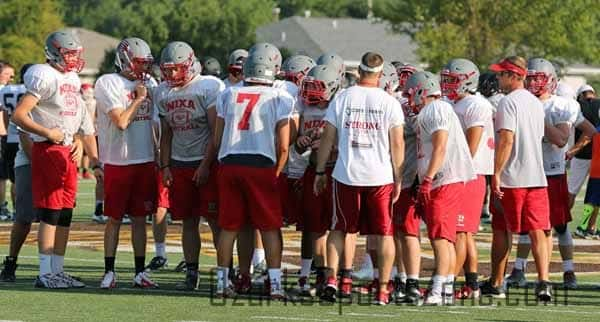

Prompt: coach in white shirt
xmin=314 ymin=52 xmax=405 ymax=305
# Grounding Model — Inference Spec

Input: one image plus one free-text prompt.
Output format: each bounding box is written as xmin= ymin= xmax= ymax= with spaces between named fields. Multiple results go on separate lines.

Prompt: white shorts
xmin=568 ymin=157 xmax=591 ymax=195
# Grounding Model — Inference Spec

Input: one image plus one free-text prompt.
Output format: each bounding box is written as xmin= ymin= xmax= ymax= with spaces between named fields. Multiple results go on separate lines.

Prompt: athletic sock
xmin=465 ymin=272 xmax=479 ymax=289
xmin=268 ymin=268 xmax=282 ymax=292
xmin=398 ymin=271 xmax=408 ymax=283
xmin=445 ymin=275 xmax=455 ymax=295
xmin=105 ymin=257 xmax=116 ymax=273
xmin=252 ymin=248 xmax=265 ymax=266
xmin=299 ymin=258 xmax=312 ymax=277
xmin=186 ymin=262 xmax=199 ymax=272
xmin=155 ymin=242 xmax=166 ymax=258
xmin=51 ymin=255 xmax=64 ymax=274
xmin=563 ymin=259 xmax=574 ymax=272
xmin=39 ymin=254 xmax=52 ymax=276
xmin=134 ymin=256 xmax=145 ymax=274
xmin=431 ymin=275 xmax=445 ymax=297
xmin=95 ymin=201 xmax=103 ymax=216
xmin=515 ymin=257 xmax=528 ymax=271
xmin=216 ymin=266 xmax=229 ymax=290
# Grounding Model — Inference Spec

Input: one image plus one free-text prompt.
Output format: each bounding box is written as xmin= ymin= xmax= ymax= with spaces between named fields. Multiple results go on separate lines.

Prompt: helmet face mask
xmin=525 ymin=72 xmax=555 ymax=96
xmin=440 ymin=59 xmax=479 ymax=101
xmin=160 ymin=42 xmax=196 ymax=87
xmin=526 ymin=58 xmax=557 ymax=97
xmin=281 ymin=55 xmax=316 ymax=86
xmin=45 ymin=30 xmax=85 ymax=73
xmin=404 ymin=71 xmax=441 ymax=113
xmin=301 ymin=78 xmax=328 ymax=106
xmin=115 ymin=38 xmax=154 ymax=80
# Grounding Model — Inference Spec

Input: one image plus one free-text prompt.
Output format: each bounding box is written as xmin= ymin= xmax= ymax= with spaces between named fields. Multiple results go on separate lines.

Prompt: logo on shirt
xmin=166 ymin=99 xmax=195 ymax=112
xmin=59 ymin=83 xmax=81 ymax=115
xmin=134 ymin=100 xmax=152 ymax=121
xmin=344 ymin=121 xmax=381 ymax=130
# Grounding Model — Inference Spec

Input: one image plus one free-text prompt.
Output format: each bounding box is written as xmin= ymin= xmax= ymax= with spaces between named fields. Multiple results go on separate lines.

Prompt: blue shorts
xmin=583 ymin=178 xmax=600 ymax=206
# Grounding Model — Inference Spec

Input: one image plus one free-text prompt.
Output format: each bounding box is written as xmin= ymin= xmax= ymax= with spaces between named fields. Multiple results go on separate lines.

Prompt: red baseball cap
xmin=489 ymin=58 xmax=527 ymax=77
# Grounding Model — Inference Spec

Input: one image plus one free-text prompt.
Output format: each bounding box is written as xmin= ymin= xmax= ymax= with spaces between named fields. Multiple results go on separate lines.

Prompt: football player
xmin=214 ymin=48 xmax=294 ymax=299
xmin=441 ymin=58 xmax=494 ymax=299
xmin=12 ymin=29 xmax=100 ymax=288
xmin=156 ymin=41 xmax=225 ymax=290
xmin=224 ymin=49 xmax=248 ymax=88
xmin=95 ymin=37 xmax=158 ymax=289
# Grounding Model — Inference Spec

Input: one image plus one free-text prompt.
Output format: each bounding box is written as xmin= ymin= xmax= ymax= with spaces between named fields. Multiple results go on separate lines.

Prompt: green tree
xmin=376 ymin=0 xmax=600 ymax=71
xmin=0 ymin=0 xmax=64 ymax=75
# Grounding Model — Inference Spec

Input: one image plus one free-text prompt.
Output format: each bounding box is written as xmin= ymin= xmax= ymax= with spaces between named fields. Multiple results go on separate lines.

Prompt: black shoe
xmin=320 ymin=285 xmax=337 ymax=302
xmin=174 ymin=260 xmax=187 ymax=273
xmin=479 ymin=279 xmax=506 ymax=299
xmin=0 ymin=257 xmax=17 ymax=282
xmin=393 ymin=277 xmax=406 ymax=302
xmin=176 ymin=271 xmax=199 ymax=291
xmin=536 ymin=280 xmax=552 ymax=302
xmin=145 ymin=256 xmax=168 ymax=271
xmin=404 ymin=278 xmax=422 ymax=305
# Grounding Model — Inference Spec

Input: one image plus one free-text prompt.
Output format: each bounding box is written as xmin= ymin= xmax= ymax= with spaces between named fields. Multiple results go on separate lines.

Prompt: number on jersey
xmin=236 ymin=93 xmax=261 ymax=130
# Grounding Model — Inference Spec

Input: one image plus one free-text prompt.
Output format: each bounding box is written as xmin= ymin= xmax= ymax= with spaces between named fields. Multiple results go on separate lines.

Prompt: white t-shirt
xmin=541 ymin=95 xmax=581 ymax=176
xmin=23 ymin=64 xmax=94 ymax=145
xmin=487 ymin=93 xmax=504 ymax=117
xmin=452 ymin=94 xmax=495 ymax=175
xmin=155 ymin=75 xmax=225 ymax=162
xmin=94 ymin=73 xmax=157 ymax=165
xmin=0 ymin=84 xmax=26 ymax=143
xmin=324 ymin=86 xmax=404 ymax=186
xmin=217 ymin=85 xmax=294 ymax=163
xmin=495 ymin=88 xmax=547 ymax=188
xmin=416 ymin=100 xmax=475 ymax=189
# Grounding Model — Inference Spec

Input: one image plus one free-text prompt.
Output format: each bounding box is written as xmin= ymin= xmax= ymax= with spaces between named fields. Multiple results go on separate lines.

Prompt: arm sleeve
xmin=276 ymin=92 xmax=294 ymax=122
xmin=23 ymin=68 xmax=54 ymax=101
xmin=495 ymin=97 xmax=516 ymax=132
xmin=463 ymin=101 xmax=491 ymax=129
xmin=389 ymin=98 xmax=405 ymax=129
xmin=323 ymin=96 xmax=340 ymax=128
xmin=422 ymin=105 xmax=450 ymax=135
xmin=94 ymin=76 xmax=123 ymax=114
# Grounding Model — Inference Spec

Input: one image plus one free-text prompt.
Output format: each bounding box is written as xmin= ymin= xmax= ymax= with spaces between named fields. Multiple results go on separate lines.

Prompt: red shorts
xmin=104 ymin=162 xmax=157 ymax=219
xmin=169 ymin=165 xmax=218 ymax=221
xmin=423 ymin=182 xmax=464 ymax=243
xmin=332 ymin=180 xmax=394 ymax=236
xmin=31 ymin=142 xmax=77 ymax=210
xmin=393 ymin=187 xmax=420 ymax=236
xmin=547 ymin=175 xmax=571 ymax=227
xmin=457 ymin=175 xmax=486 ymax=233
xmin=301 ymin=167 xmax=333 ymax=233
xmin=500 ymin=187 xmax=550 ymax=233
xmin=157 ymin=169 xmax=170 ymax=209
xmin=217 ymin=164 xmax=282 ymax=231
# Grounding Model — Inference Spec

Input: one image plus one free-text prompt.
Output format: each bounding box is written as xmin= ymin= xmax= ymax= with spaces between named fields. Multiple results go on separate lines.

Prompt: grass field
xmin=2 ymin=178 xmax=600 ymax=321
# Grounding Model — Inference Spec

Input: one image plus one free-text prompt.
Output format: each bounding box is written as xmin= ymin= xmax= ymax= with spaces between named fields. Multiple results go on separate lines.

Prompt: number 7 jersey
xmin=216 ymin=85 xmax=294 ymax=163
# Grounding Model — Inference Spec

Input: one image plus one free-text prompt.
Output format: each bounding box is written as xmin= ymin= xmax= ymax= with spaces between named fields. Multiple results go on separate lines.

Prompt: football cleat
xmin=133 ymin=271 xmax=158 ymax=288
xmin=0 ymin=257 xmax=17 ymax=282
xmin=34 ymin=273 xmax=69 ymax=289
xmin=505 ymin=268 xmax=527 ymax=288
xmin=175 ymin=271 xmax=199 ymax=291
xmin=145 ymin=256 xmax=168 ymax=271
xmin=55 ymin=272 xmax=86 ymax=288
xmin=100 ymin=271 xmax=117 ymax=289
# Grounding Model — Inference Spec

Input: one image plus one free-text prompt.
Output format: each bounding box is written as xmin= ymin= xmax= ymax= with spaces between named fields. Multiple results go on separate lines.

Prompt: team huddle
xmin=0 ymin=28 xmax=598 ymax=306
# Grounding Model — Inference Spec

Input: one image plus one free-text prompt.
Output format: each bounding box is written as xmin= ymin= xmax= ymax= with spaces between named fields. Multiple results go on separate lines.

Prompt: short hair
xmin=505 ymin=56 xmax=527 ymax=71
xmin=359 ymin=52 xmax=384 ymax=77
xmin=0 ymin=61 xmax=14 ymax=73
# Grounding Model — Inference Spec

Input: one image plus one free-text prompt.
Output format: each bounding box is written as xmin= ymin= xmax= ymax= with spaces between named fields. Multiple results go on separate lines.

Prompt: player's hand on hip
xmin=46 ymin=127 xmax=64 ymax=144
xmin=193 ymin=163 xmax=210 ymax=186
xmin=162 ymin=167 xmax=173 ymax=187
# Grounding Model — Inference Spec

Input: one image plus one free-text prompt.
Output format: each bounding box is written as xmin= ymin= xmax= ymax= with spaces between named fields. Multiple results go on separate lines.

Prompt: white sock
xmin=407 ymin=274 xmax=419 ymax=281
xmin=398 ymin=271 xmax=408 ymax=283
xmin=431 ymin=275 xmax=445 ymax=297
xmin=361 ymin=253 xmax=373 ymax=270
xmin=300 ymin=259 xmax=312 ymax=277
xmin=96 ymin=200 xmax=103 ymax=206
xmin=563 ymin=259 xmax=574 ymax=272
xmin=51 ymin=255 xmax=64 ymax=274
xmin=445 ymin=275 xmax=455 ymax=295
xmin=268 ymin=268 xmax=282 ymax=292
xmin=216 ymin=266 xmax=229 ymax=290
xmin=252 ymin=248 xmax=265 ymax=266
xmin=155 ymin=242 xmax=166 ymax=258
xmin=373 ymin=269 xmax=380 ymax=279
xmin=391 ymin=266 xmax=398 ymax=279
xmin=39 ymin=254 xmax=52 ymax=276
xmin=515 ymin=257 xmax=528 ymax=271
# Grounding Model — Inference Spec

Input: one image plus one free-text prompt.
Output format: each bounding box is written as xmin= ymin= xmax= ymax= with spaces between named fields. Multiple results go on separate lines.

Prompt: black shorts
xmin=0 ymin=137 xmax=19 ymax=182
